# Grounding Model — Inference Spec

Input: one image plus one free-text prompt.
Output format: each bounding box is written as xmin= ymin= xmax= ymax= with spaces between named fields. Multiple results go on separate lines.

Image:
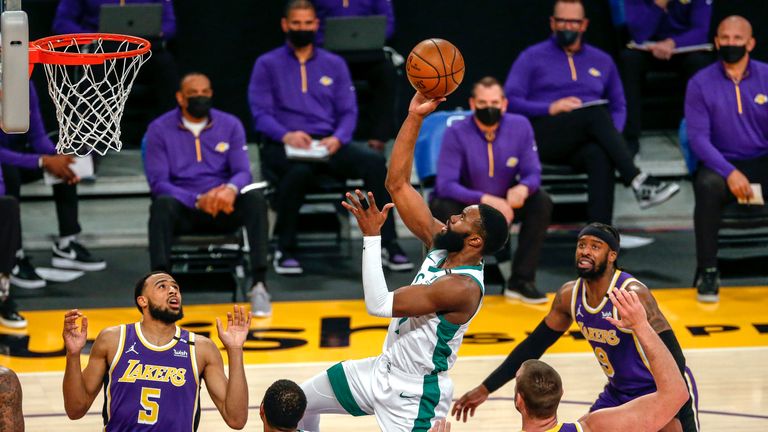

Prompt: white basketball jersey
xmin=382 ymin=249 xmax=485 ymax=376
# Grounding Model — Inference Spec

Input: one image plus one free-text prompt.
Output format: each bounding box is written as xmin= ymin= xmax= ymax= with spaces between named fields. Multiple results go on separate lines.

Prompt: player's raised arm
xmin=580 ymin=289 xmax=688 ymax=432
xmin=62 ymin=310 xmax=114 ymax=419
xmin=199 ymin=305 xmax=251 ymax=430
xmin=384 ymin=92 xmax=447 ymax=247
xmin=452 ymin=281 xmax=575 ymax=422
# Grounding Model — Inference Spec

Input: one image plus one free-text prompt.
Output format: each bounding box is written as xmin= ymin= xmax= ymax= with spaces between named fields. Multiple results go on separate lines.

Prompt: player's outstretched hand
xmin=216 ymin=304 xmax=252 ymax=350
xmin=429 ymin=418 xmax=451 ymax=432
xmin=408 ymin=92 xmax=446 ymax=118
xmin=63 ymin=309 xmax=88 ymax=356
xmin=341 ymin=190 xmax=394 ymax=237
xmin=605 ymin=289 xmax=648 ymax=331
xmin=451 ymin=384 xmax=490 ymax=422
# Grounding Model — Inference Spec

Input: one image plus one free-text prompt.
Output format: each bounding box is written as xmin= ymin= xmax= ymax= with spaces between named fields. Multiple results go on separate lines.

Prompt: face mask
xmin=555 ymin=30 xmax=581 ymax=47
xmin=474 ymin=107 xmax=502 ymax=126
xmin=433 ymin=228 xmax=469 ymax=253
xmin=718 ymin=44 xmax=747 ymax=64
xmin=186 ymin=96 xmax=211 ymax=119
xmin=287 ymin=30 xmax=315 ymax=48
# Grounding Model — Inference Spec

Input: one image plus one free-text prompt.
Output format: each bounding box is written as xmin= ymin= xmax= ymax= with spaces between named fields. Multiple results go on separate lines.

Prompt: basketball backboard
xmin=0 ymin=0 xmax=30 ymax=134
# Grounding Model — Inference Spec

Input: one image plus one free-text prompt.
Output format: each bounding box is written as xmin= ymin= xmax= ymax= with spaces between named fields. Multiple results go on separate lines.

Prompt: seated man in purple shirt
xmin=505 ymin=0 xmax=679 ymax=228
xmin=312 ymin=0 xmax=397 ymax=151
xmin=0 ymin=172 xmax=27 ymax=329
xmin=621 ymin=0 xmax=714 ymax=155
xmin=144 ymin=72 xmax=272 ymax=316
xmin=249 ymin=0 xmax=411 ymax=275
xmin=430 ymin=77 xmax=553 ymax=304
xmin=685 ymin=16 xmax=768 ymax=303
xmin=0 ymin=82 xmax=106 ymax=291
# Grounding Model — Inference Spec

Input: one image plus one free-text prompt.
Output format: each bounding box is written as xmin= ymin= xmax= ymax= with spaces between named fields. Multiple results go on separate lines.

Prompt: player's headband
xmin=578 ymin=226 xmax=620 ymax=252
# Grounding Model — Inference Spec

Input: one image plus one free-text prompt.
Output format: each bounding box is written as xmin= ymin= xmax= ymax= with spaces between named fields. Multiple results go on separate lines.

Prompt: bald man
xmin=685 ymin=15 xmax=768 ymax=303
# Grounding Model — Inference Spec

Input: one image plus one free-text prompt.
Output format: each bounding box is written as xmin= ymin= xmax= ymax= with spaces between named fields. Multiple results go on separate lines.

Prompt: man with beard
xmin=452 ymin=223 xmax=700 ymax=432
xmin=295 ymin=92 xmax=510 ymax=431
xmin=61 ymin=271 xmax=250 ymax=430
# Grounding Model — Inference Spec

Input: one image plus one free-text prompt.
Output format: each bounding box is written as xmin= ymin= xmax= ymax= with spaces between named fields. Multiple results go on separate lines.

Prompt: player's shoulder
xmin=92 ymin=325 xmax=124 ymax=352
xmin=191 ymin=333 xmax=217 ymax=353
xmin=553 ymin=280 xmax=578 ymax=307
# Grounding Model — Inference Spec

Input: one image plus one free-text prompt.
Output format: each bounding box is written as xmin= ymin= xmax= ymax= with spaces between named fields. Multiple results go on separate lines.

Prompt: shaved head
xmin=714 ymin=15 xmax=755 ymax=59
xmin=717 ymin=15 xmax=753 ymax=38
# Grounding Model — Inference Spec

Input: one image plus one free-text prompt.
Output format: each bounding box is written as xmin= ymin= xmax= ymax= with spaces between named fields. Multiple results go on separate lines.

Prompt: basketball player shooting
xmin=61 ymin=271 xmax=250 ymax=430
xmin=295 ymin=92 xmax=509 ymax=431
xmin=453 ymin=223 xmax=700 ymax=432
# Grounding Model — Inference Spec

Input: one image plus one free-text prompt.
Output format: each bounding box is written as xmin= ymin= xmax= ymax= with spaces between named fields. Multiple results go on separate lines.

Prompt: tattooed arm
xmin=0 ymin=366 xmax=24 ymax=431
xmin=626 ymin=282 xmax=672 ymax=333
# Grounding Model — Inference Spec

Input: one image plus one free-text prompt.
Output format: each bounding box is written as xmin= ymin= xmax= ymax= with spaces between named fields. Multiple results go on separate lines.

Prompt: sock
xmin=58 ymin=235 xmax=77 ymax=249
xmin=15 ymin=249 xmax=24 ymax=259
xmin=631 ymin=172 xmax=648 ymax=190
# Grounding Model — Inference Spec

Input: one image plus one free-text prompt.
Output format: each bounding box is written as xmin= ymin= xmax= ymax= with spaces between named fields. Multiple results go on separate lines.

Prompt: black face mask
xmin=186 ymin=96 xmax=211 ymax=119
xmin=474 ymin=107 xmax=502 ymax=126
xmin=718 ymin=44 xmax=747 ymax=64
xmin=555 ymin=30 xmax=581 ymax=47
xmin=433 ymin=228 xmax=469 ymax=253
xmin=287 ymin=30 xmax=315 ymax=48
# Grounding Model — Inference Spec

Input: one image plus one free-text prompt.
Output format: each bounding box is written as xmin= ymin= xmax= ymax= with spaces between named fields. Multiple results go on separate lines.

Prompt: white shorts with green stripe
xmin=324 ymin=355 xmax=454 ymax=431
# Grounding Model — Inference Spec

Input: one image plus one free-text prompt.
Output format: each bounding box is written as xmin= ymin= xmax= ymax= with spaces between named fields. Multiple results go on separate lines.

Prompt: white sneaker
xmin=620 ymin=234 xmax=655 ymax=249
xmin=249 ymin=282 xmax=272 ymax=318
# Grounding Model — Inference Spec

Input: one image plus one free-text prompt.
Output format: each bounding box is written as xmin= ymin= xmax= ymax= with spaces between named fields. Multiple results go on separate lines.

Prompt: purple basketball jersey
xmin=103 ymin=323 xmax=200 ymax=431
xmin=555 ymin=423 xmax=583 ymax=431
xmin=571 ymin=270 xmax=656 ymax=395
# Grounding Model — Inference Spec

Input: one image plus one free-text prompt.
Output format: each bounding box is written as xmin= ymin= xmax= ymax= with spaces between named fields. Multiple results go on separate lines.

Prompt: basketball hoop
xmin=29 ymin=33 xmax=152 ymax=156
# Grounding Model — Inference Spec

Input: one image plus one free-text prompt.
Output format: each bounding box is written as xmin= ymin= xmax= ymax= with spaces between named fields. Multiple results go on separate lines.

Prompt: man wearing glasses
xmin=504 ymin=0 xmax=679 ymax=233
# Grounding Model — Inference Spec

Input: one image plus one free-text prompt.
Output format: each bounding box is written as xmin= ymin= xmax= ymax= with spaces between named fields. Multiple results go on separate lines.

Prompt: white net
xmin=38 ymin=36 xmax=151 ymax=156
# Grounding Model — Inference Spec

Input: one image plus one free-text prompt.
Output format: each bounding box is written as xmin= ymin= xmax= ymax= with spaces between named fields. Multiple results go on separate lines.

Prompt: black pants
xmin=342 ymin=51 xmax=397 ymax=142
xmin=693 ymin=155 xmax=768 ymax=269
xmin=531 ymin=107 xmax=636 ymax=224
xmin=1 ymin=164 xmax=81 ymax=248
xmin=620 ymin=49 xmax=714 ymax=151
xmin=148 ymin=190 xmax=269 ymax=283
xmin=430 ymin=190 xmax=553 ymax=282
xmin=0 ymin=196 xmax=21 ymax=274
xmin=261 ymin=141 xmax=397 ymax=251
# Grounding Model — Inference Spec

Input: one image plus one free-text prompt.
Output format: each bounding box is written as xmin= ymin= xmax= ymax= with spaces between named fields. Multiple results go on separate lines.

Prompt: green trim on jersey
xmin=412 ymin=374 xmax=441 ymax=431
xmin=326 ymin=362 xmax=366 ymax=416
xmin=431 ymin=315 xmax=461 ymax=374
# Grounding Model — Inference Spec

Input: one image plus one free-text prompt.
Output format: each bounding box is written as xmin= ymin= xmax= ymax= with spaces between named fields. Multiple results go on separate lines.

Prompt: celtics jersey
xmin=571 ymin=270 xmax=656 ymax=395
xmin=382 ymin=249 xmax=484 ymax=376
xmin=103 ymin=323 xmax=201 ymax=431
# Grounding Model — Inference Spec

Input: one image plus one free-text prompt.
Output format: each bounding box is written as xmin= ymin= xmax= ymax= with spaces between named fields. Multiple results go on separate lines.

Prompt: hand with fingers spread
xmin=429 ymin=418 xmax=451 ymax=432
xmin=341 ymin=189 xmax=395 ymax=236
xmin=605 ymin=289 xmax=648 ymax=331
xmin=216 ymin=304 xmax=252 ymax=350
xmin=63 ymin=309 xmax=88 ymax=356
xmin=451 ymin=384 xmax=490 ymax=422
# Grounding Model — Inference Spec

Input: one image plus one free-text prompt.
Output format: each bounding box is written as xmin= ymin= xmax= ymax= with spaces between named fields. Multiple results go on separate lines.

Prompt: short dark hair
xmin=178 ymin=71 xmax=209 ymax=91
xmin=284 ymin=0 xmax=315 ymax=18
xmin=553 ymin=0 xmax=584 ymax=15
xmin=477 ymin=204 xmax=509 ymax=254
xmin=263 ymin=379 xmax=307 ymax=430
xmin=134 ymin=271 xmax=169 ymax=313
xmin=471 ymin=76 xmax=503 ymax=98
xmin=516 ymin=359 xmax=563 ymax=419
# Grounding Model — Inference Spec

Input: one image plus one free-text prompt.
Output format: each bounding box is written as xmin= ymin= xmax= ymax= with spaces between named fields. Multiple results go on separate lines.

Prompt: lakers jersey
xmin=571 ymin=270 xmax=655 ymax=394
xmin=532 ymin=424 xmax=583 ymax=432
xmin=103 ymin=323 xmax=201 ymax=431
xmin=382 ymin=249 xmax=484 ymax=376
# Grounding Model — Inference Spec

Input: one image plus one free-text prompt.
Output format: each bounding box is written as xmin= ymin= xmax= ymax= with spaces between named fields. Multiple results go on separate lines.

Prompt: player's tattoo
xmin=0 ymin=369 xmax=24 ymax=430
xmin=629 ymin=283 xmax=672 ymax=333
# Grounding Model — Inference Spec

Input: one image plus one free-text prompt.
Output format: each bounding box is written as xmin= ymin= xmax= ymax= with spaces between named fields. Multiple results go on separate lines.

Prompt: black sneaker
xmin=0 ymin=298 xmax=27 ymax=329
xmin=52 ymin=241 xmax=107 ymax=271
xmin=697 ymin=268 xmax=720 ymax=303
xmin=382 ymin=242 xmax=414 ymax=272
xmin=273 ymin=250 xmax=303 ymax=275
xmin=504 ymin=278 xmax=548 ymax=304
xmin=633 ymin=173 xmax=680 ymax=209
xmin=10 ymin=256 xmax=46 ymax=289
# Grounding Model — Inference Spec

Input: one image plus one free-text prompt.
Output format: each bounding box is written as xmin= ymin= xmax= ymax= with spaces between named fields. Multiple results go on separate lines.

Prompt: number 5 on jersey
xmin=139 ymin=387 xmax=162 ymax=424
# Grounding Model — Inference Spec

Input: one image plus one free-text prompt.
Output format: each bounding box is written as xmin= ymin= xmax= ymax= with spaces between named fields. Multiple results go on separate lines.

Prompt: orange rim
xmin=29 ymin=33 xmax=151 ymax=66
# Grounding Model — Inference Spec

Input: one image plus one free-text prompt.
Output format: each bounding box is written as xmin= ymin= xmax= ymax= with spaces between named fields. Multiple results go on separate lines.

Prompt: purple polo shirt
xmin=626 ymin=0 xmax=711 ymax=48
xmin=685 ymin=59 xmax=768 ymax=178
xmin=0 ymin=83 xmax=56 ymax=170
xmin=144 ymin=108 xmax=252 ymax=208
xmin=504 ymin=38 xmax=627 ymax=131
xmin=312 ymin=0 xmax=395 ymax=45
xmin=248 ymin=44 xmax=357 ymax=144
xmin=52 ymin=0 xmax=176 ymax=40
xmin=433 ymin=113 xmax=542 ymax=204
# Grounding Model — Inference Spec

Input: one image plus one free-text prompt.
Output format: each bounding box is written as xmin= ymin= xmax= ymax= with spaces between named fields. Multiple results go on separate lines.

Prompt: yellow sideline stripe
xmin=1 ymin=286 xmax=766 ymax=373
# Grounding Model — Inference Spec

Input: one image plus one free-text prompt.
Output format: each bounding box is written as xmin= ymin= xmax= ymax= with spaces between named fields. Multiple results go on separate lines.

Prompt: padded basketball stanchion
xmin=28 ymin=33 xmax=152 ymax=156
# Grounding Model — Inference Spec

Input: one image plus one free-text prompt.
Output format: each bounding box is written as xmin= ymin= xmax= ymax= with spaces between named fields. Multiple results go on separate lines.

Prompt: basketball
xmin=406 ymin=38 xmax=465 ymax=99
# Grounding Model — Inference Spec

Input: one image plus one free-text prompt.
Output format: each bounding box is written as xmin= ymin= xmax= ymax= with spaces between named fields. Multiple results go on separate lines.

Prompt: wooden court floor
xmin=5 ymin=287 xmax=768 ymax=430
